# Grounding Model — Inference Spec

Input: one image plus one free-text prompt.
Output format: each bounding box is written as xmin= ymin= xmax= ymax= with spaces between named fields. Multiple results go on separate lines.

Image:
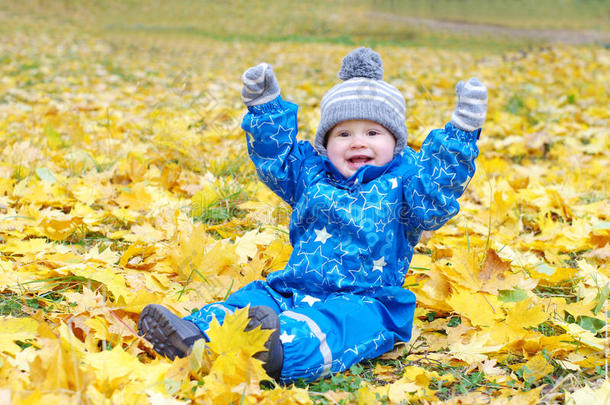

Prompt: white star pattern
xmin=249 ymin=113 xmax=274 ymax=129
xmin=311 ymin=183 xmax=337 ymax=206
xmin=410 ymin=189 xmax=427 ymax=212
xmin=333 ymin=191 xmax=360 ymax=218
xmin=389 ymin=177 xmax=398 ymax=189
xmin=280 ymin=331 xmax=296 ymax=344
xmin=343 ymin=215 xmax=364 ymax=238
xmin=360 ymin=184 xmax=386 ymax=211
xmin=431 ymin=144 xmax=457 ymax=169
xmin=302 ymin=295 xmax=321 ymax=306
xmin=325 ymin=265 xmax=341 ymax=277
xmin=291 ymin=245 xmax=326 ymax=279
xmin=373 ymin=333 xmax=386 ymax=349
xmin=372 ymin=257 xmax=386 ymax=272
xmin=268 ymin=125 xmax=294 ymax=147
xmin=325 ymin=240 xmax=348 ymax=267
xmin=314 ymin=227 xmax=332 ymax=243
xmin=370 ymin=275 xmax=383 ymax=286
xmin=345 ymin=345 xmax=359 ymax=356
xmin=375 ymin=219 xmax=386 ymax=233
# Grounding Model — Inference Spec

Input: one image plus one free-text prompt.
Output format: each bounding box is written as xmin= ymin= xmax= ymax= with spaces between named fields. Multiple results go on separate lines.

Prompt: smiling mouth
xmin=347 ymin=156 xmax=373 ymax=168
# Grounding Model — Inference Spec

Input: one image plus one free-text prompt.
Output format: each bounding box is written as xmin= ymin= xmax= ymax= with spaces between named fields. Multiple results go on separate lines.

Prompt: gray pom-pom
xmin=338 ymin=47 xmax=384 ymax=81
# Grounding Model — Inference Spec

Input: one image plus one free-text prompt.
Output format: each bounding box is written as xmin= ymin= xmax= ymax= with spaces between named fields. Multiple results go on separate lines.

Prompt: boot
xmin=246 ymin=305 xmax=283 ymax=380
xmin=138 ymin=304 xmax=205 ymax=359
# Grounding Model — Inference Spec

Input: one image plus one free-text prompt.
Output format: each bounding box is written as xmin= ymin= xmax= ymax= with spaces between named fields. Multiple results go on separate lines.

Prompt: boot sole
xmin=138 ymin=304 xmax=203 ymax=359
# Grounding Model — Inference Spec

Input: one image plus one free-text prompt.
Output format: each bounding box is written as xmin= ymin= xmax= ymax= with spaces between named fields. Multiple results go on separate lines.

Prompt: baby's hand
xmin=450 ymin=78 xmax=488 ymax=132
xmin=241 ymin=63 xmax=281 ymax=106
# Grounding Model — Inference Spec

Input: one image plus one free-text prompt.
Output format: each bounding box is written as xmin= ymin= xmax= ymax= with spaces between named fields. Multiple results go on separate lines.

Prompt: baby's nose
xmin=350 ymin=134 xmax=367 ymax=148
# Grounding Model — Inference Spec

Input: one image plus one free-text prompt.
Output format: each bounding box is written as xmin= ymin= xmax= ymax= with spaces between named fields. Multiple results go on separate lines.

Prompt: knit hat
xmin=314 ymin=47 xmax=408 ymax=156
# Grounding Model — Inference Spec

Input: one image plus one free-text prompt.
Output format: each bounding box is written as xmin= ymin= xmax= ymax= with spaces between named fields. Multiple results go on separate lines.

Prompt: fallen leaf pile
xmin=0 ymin=9 xmax=608 ymax=405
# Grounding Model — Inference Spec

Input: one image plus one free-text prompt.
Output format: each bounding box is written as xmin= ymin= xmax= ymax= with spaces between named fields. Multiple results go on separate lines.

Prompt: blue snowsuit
xmin=185 ymin=97 xmax=479 ymax=383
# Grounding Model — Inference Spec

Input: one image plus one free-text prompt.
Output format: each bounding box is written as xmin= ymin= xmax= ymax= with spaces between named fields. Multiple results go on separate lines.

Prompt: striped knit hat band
xmin=314 ymin=48 xmax=408 ymax=156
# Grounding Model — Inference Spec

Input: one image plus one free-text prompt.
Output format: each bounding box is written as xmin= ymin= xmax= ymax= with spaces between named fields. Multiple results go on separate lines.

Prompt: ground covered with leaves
xmin=0 ymin=6 xmax=609 ymax=405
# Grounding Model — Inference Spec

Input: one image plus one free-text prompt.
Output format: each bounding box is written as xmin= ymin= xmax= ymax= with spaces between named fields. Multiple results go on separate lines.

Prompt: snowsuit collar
xmin=321 ymin=155 xmax=401 ymax=188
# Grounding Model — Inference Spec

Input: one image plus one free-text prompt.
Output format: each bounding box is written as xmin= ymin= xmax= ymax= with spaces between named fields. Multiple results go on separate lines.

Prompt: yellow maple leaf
xmin=0 ymin=238 xmax=54 ymax=256
xmin=190 ymin=308 xmax=274 ymax=403
xmin=447 ymin=332 xmax=503 ymax=364
xmin=28 ymin=324 xmax=92 ymax=395
xmin=258 ymin=386 xmax=312 ymax=404
xmin=504 ymin=298 xmax=549 ymax=332
xmin=437 ymin=251 xmax=483 ymax=291
xmin=206 ymin=307 xmax=270 ymax=357
xmin=509 ymin=352 xmax=554 ymax=382
xmin=118 ymin=242 xmax=156 ymax=268
xmin=190 ymin=183 xmax=220 ymax=217
xmin=0 ymin=317 xmax=39 ymax=354
xmin=38 ymin=212 xmax=83 ymax=242
xmin=126 ymin=152 xmax=148 ymax=183
xmin=385 ymin=373 xmax=437 ymax=403
xmin=447 ymin=288 xmax=503 ymax=327
xmin=159 ymin=161 xmax=182 ymax=190
xmin=264 ymin=238 xmax=293 ymax=272
xmin=491 ymin=178 xmax=518 ymax=219
xmin=357 ymin=382 xmax=380 ymax=405
xmin=70 ymin=181 xmax=105 ymax=205
xmin=115 ymin=182 xmax=153 ymax=211
xmin=234 ymin=228 xmax=279 ymax=264
xmin=83 ymin=244 xmax=120 ymax=265
xmin=410 ymin=264 xmax=452 ymax=312
xmin=84 ymin=345 xmax=171 ymax=392
xmin=566 ymin=379 xmax=610 ymax=405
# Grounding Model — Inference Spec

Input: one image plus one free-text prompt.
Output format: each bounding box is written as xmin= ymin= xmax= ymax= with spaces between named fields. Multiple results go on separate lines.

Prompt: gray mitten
xmin=450 ymin=78 xmax=488 ymax=132
xmin=241 ymin=63 xmax=281 ymax=106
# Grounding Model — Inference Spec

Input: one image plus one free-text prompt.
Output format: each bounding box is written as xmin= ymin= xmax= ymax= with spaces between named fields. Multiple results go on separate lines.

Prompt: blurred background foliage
xmin=2 ymin=0 xmax=609 ymax=52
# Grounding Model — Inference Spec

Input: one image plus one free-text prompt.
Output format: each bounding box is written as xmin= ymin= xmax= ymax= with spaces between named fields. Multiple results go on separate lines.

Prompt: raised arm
xmin=241 ymin=64 xmax=317 ymax=207
xmin=402 ymin=78 xmax=488 ymax=230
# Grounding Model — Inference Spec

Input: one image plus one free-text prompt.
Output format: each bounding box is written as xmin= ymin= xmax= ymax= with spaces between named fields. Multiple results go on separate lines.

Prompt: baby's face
xmin=326 ymin=119 xmax=396 ymax=178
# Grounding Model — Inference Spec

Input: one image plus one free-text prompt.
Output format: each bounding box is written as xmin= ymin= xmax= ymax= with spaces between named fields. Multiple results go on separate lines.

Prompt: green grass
xmin=0 ymin=292 xmax=29 ymax=317
xmin=371 ymin=0 xmax=610 ymax=30
xmin=2 ymin=0 xmax=609 ymax=53
xmin=0 ymin=288 xmax=68 ymax=317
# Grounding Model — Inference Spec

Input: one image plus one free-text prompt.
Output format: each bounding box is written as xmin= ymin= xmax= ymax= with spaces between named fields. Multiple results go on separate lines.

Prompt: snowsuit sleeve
xmin=241 ymin=97 xmax=317 ymax=207
xmin=402 ymin=122 xmax=480 ymax=231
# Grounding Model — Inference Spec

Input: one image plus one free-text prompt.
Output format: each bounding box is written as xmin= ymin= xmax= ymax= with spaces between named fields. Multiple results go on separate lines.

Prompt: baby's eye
xmin=338 ymin=131 xmax=350 ymax=137
xmin=367 ymin=130 xmax=379 ymax=136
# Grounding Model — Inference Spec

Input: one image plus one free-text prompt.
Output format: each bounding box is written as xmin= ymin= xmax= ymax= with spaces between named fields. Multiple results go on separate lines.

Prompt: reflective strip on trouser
xmin=277 ymin=293 xmax=402 ymax=383
xmin=282 ymin=311 xmax=333 ymax=378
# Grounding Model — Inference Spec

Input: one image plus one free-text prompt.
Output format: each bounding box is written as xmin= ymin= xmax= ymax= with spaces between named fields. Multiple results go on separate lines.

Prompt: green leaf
xmin=498 ymin=287 xmax=528 ymax=303
xmin=577 ymin=316 xmax=605 ymax=333
xmin=45 ymin=125 xmax=65 ymax=148
xmin=505 ymin=94 xmax=525 ymax=115
xmin=350 ymin=364 xmax=364 ymax=375
xmin=35 ymin=167 xmax=56 ymax=183
xmin=592 ymin=282 xmax=609 ymax=315
xmin=534 ymin=262 xmax=555 ymax=276
xmin=592 ymin=221 xmax=610 ymax=231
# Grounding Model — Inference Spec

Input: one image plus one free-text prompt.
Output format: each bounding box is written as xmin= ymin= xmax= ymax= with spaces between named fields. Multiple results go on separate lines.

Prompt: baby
xmin=138 ymin=47 xmax=487 ymax=383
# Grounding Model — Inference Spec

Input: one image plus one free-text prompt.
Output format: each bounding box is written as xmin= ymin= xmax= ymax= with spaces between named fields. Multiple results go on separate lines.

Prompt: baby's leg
xmin=184 ymin=280 xmax=286 ymax=378
xmin=277 ymin=291 xmax=415 ymax=383
xmin=184 ymin=280 xmax=284 ymax=333
xmin=139 ymin=280 xmax=285 ymax=377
